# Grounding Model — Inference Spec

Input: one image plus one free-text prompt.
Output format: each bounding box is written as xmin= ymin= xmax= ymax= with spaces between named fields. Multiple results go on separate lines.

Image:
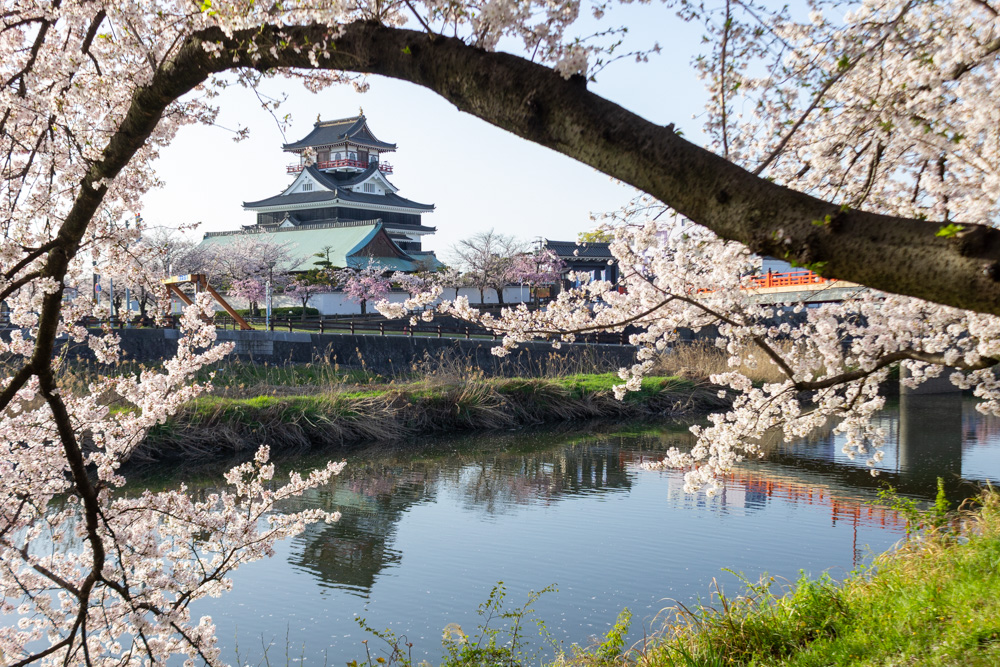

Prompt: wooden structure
xmin=162 ymin=273 xmax=252 ymax=331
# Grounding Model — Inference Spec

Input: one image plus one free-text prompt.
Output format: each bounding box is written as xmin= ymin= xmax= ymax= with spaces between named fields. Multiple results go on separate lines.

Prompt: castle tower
xmin=201 ymin=114 xmax=440 ymax=274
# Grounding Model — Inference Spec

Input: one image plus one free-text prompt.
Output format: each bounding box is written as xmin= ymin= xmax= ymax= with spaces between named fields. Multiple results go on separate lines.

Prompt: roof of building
xmin=200 ymin=221 xmax=437 ymax=272
xmin=243 ymin=165 xmax=434 ymax=212
xmin=282 ymin=115 xmax=397 ymax=152
xmin=544 ymin=239 xmax=615 ymax=261
xmin=253 ymin=216 xmax=437 ymax=234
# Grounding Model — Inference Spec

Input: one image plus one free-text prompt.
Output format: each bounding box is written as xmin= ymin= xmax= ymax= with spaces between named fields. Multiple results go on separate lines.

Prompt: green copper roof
xmin=199 ymin=221 xmax=434 ymax=273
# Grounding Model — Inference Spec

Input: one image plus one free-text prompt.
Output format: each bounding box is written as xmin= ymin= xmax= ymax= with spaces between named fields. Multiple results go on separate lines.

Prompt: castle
xmin=200 ymin=113 xmax=441 ymax=273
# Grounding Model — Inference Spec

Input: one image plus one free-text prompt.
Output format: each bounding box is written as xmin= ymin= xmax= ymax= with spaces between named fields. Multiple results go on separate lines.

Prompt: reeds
xmin=652 ymin=341 xmax=792 ymax=385
xmin=134 ymin=373 xmax=728 ymax=463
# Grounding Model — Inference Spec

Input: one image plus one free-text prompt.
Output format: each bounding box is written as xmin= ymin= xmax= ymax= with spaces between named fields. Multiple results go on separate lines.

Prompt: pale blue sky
xmin=140 ymin=4 xmax=710 ymax=257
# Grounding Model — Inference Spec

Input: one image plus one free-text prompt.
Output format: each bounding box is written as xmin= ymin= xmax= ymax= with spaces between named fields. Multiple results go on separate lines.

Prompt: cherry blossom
xmin=3 ymin=0 xmax=1000 ymax=661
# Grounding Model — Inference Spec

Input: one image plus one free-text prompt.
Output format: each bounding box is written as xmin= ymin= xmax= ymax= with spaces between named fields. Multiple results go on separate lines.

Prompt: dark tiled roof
xmin=243 ymin=164 xmax=433 ymax=211
xmin=309 ymin=164 xmax=377 ymax=188
xmin=544 ymin=239 xmax=614 ymax=260
xmin=243 ymin=186 xmax=434 ymax=212
xmin=383 ymin=223 xmax=437 ymax=233
xmin=244 ymin=191 xmax=340 ymax=207
xmin=339 ymin=189 xmax=434 ymax=211
xmin=282 ymin=115 xmax=397 ymax=152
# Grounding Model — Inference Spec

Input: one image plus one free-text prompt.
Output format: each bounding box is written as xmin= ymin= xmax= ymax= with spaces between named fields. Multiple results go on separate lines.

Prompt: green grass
xmin=566 ymin=492 xmax=1000 ymax=667
xmin=135 ymin=370 xmax=715 ymax=461
xmin=195 ymin=362 xmax=380 ymax=389
xmin=552 ymin=373 xmax=697 ymax=400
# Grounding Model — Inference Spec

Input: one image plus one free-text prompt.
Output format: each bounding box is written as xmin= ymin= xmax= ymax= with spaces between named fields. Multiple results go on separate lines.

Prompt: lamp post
xmin=123 ymin=215 xmax=139 ymax=327
xmin=266 ymin=260 xmax=276 ymax=331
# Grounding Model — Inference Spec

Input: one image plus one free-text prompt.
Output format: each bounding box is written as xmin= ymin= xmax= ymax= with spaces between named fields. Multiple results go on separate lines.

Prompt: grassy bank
xmin=136 ymin=372 xmax=728 ymax=462
xmin=562 ymin=491 xmax=1000 ymax=667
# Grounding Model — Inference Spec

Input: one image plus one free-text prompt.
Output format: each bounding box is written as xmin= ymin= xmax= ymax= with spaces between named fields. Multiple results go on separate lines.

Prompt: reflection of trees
xmin=282 ymin=467 xmax=435 ymax=595
xmin=114 ymin=406 xmax=989 ymax=599
xmin=962 ymin=398 xmax=1000 ymax=450
xmin=441 ymin=443 xmax=632 ymax=514
xmin=270 ymin=430 xmax=677 ymax=594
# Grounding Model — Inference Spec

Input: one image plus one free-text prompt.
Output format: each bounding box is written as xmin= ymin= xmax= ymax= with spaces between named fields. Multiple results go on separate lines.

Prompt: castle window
xmin=364 ymin=183 xmax=377 ymax=193
xmin=302 ymin=182 xmax=313 ymax=192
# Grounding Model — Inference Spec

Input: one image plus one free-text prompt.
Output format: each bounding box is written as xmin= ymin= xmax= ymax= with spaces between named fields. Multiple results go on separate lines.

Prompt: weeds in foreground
xmin=352 ymin=583 xmax=558 ymax=667
xmin=876 ymin=477 xmax=953 ymax=535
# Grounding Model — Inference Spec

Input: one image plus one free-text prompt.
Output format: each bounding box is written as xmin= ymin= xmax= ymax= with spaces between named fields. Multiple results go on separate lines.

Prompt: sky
xmin=139 ymin=4 xmax=712 ymax=262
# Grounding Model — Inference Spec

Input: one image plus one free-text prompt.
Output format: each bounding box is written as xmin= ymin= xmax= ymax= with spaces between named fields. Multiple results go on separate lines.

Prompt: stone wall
xmin=79 ymin=328 xmax=637 ymax=377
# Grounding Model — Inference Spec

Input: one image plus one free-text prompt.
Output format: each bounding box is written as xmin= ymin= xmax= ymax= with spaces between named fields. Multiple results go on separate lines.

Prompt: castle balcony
xmin=286 ymin=159 xmax=394 ymax=174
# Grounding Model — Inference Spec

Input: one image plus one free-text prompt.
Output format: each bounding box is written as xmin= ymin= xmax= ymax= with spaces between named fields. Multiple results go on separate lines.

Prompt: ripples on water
xmin=123 ymin=394 xmax=1000 ymax=663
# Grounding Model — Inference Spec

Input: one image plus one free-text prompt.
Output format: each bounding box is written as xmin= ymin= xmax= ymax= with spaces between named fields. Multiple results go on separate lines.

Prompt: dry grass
xmin=652 ymin=341 xmax=793 ymax=385
xmin=133 ymin=373 xmax=729 ymax=463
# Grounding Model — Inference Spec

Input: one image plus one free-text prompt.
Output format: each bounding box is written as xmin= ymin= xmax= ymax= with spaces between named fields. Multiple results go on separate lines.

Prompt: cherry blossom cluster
xmin=0 ymin=291 xmax=349 ymax=664
xmin=338 ymin=260 xmax=392 ymax=313
xmin=389 ymin=210 xmax=1000 ymax=495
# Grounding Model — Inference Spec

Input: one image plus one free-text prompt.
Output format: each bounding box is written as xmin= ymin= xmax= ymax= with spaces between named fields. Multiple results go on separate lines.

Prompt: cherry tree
xmin=434 ymin=267 xmax=473 ymax=301
xmin=391 ymin=270 xmax=428 ymax=297
xmin=510 ymin=249 xmax=566 ymax=305
xmin=208 ymin=235 xmax=296 ymax=315
xmin=228 ymin=277 xmax=268 ymax=316
xmin=285 ymin=276 xmax=325 ymax=320
xmin=2 ymin=0 xmax=1000 ymax=662
xmin=338 ymin=260 xmax=391 ymax=315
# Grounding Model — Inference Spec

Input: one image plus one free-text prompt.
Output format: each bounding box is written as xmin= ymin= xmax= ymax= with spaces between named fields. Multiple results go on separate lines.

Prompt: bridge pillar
xmin=900 ymin=365 xmax=962 ymax=395
xmin=898 ymin=392 xmax=963 ymax=495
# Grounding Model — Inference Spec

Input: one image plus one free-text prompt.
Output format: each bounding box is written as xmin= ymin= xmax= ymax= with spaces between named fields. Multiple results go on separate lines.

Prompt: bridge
xmin=743 ymin=269 xmax=875 ymax=304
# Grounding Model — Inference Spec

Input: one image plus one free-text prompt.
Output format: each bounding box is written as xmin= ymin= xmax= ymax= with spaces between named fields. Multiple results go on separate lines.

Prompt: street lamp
xmin=266 ymin=260 xmax=276 ymax=331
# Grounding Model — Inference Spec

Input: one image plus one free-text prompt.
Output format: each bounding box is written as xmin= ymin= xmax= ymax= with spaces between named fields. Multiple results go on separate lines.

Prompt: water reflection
xmin=117 ymin=400 xmax=1000 ymax=665
xmin=898 ymin=392 xmax=964 ymax=489
xmin=276 ymin=436 xmax=659 ymax=593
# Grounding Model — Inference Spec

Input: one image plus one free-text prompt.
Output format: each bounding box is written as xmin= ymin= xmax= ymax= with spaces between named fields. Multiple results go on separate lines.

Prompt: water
xmin=134 ymin=392 xmax=998 ymax=665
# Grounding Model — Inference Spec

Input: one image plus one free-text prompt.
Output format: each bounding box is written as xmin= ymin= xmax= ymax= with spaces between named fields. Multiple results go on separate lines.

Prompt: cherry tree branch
xmin=209 ymin=22 xmax=1000 ymax=316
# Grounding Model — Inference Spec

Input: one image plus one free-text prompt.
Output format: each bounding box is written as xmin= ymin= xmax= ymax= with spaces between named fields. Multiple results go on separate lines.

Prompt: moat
xmin=141 ymin=392 xmax=997 ymax=665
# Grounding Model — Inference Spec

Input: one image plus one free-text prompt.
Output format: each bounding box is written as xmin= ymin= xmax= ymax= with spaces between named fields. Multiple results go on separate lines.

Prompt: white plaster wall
xmin=202 ymin=287 xmax=535 ymax=316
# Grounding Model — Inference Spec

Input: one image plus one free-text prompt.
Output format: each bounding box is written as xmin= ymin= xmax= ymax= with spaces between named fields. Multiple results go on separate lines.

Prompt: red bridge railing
xmin=748 ymin=270 xmax=830 ymax=289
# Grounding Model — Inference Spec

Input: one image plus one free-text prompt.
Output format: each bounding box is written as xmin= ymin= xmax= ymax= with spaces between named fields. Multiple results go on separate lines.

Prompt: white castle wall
xmin=196 ymin=286 xmax=533 ymax=317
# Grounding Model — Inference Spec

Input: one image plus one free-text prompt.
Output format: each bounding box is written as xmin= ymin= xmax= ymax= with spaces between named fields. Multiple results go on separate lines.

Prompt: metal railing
xmin=286 ymin=159 xmax=393 ymax=174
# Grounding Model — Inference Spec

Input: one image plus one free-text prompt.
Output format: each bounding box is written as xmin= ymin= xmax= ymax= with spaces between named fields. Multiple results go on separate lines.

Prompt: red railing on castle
xmin=286 ymin=159 xmax=394 ymax=174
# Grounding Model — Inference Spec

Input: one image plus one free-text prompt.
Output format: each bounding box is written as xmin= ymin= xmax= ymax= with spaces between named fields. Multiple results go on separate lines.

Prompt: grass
xmin=135 ymin=370 xmax=727 ymax=462
xmin=34 ymin=349 xmax=729 ymax=462
xmin=563 ymin=490 xmax=1000 ymax=667
xmin=552 ymin=373 xmax=697 ymax=400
